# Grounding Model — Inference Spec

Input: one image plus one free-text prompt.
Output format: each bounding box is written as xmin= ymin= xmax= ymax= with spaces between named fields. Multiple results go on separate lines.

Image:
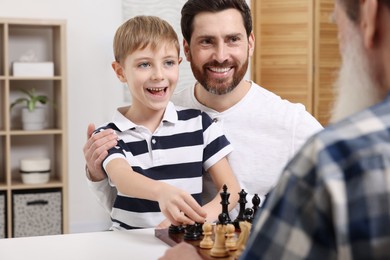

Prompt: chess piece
xmin=199 ymin=222 xmax=214 ymax=249
xmin=225 ymin=223 xmax=237 ymax=251
xmin=210 ymin=224 xmax=229 ymax=257
xmin=252 ymin=193 xmax=261 ymax=217
xmin=183 ymin=222 xmax=202 ymax=241
xmin=168 ymin=224 xmax=184 ymax=234
xmin=219 ymin=184 xmax=232 ymax=224
xmin=233 ymin=221 xmax=252 ymax=259
xmin=233 ymin=189 xmax=247 ymax=229
xmin=244 ymin=208 xmax=254 ymax=223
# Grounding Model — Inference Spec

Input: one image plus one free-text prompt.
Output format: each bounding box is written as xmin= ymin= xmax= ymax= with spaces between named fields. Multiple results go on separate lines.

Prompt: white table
xmin=0 ymin=228 xmax=170 ymax=260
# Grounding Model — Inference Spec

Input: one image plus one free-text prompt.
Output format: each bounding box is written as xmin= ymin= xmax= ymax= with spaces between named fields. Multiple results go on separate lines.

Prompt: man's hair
xmin=180 ymin=0 xmax=252 ymax=44
xmin=113 ymin=15 xmax=180 ymax=64
xmin=338 ymin=0 xmax=390 ymax=22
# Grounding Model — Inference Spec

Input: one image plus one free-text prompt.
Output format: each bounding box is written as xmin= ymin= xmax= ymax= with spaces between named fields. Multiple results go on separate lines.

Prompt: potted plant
xmin=10 ymin=88 xmax=49 ymax=130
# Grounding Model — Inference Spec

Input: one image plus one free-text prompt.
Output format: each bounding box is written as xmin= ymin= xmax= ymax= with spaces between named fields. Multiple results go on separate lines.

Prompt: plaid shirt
xmin=242 ymin=94 xmax=390 ymax=260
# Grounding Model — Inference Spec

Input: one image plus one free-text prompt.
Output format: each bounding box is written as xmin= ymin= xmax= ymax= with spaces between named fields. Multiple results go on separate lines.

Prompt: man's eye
xmin=200 ymin=39 xmax=212 ymax=45
xmin=230 ymin=36 xmax=239 ymax=42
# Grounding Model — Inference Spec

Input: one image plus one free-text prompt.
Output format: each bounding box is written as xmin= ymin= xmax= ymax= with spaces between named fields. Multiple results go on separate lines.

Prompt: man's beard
xmin=190 ymin=52 xmax=249 ymax=95
xmin=330 ymin=30 xmax=381 ymax=123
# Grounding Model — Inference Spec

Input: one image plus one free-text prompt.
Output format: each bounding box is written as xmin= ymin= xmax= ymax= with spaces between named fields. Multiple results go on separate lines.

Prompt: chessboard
xmin=154 ymin=187 xmax=258 ymax=259
xmin=154 ymin=226 xmax=238 ymax=260
xmin=155 ymin=221 xmax=252 ymax=260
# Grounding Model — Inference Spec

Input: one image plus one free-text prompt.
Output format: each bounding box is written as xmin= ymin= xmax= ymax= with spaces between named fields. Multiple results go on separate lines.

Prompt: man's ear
xmin=183 ymin=39 xmax=191 ymax=62
xmin=361 ymin=0 xmax=379 ymax=49
xmin=248 ymin=31 xmax=255 ymax=57
xmin=112 ymin=61 xmax=127 ymax=83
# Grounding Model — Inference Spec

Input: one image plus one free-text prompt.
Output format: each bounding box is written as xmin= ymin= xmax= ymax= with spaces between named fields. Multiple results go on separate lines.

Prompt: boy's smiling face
xmin=113 ymin=41 xmax=181 ymax=115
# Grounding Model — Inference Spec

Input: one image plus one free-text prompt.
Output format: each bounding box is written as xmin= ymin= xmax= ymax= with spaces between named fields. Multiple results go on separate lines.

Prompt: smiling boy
xmin=98 ymin=16 xmax=240 ymax=229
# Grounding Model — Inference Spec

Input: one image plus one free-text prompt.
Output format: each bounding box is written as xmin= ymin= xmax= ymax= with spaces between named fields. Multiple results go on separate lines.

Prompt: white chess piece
xmin=199 ymin=222 xmax=214 ymax=249
xmin=225 ymin=223 xmax=237 ymax=251
xmin=210 ymin=224 xmax=229 ymax=257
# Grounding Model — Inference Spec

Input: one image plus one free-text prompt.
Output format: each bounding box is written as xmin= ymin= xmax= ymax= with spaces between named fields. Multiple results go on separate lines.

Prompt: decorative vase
xmin=21 ymin=107 xmax=46 ymax=130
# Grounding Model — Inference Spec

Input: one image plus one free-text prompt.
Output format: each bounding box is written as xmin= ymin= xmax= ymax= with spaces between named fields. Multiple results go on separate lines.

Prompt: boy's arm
xmin=201 ymin=157 xmax=240 ymax=223
xmin=83 ymin=123 xmax=118 ymax=212
xmin=105 ymin=158 xmax=207 ymax=226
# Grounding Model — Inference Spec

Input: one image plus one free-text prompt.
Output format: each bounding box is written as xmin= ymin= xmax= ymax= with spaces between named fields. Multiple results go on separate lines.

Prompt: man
xmin=160 ymin=0 xmax=390 ymax=259
xmin=83 ymin=0 xmax=322 ymax=220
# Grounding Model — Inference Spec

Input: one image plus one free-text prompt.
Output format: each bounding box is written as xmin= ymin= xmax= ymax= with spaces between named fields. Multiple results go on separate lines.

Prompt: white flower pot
xmin=21 ymin=107 xmax=46 ymax=130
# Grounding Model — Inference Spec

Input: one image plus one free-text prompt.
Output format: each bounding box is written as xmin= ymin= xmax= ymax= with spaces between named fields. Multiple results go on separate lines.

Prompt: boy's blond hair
xmin=113 ymin=15 xmax=180 ymax=64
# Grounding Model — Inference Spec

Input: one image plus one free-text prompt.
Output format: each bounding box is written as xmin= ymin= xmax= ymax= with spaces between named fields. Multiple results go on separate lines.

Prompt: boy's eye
xmin=165 ymin=60 xmax=176 ymax=67
xmin=138 ymin=62 xmax=150 ymax=68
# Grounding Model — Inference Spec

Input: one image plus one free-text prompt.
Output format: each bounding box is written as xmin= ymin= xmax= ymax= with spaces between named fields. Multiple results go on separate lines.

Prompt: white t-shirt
xmin=171 ymin=81 xmax=323 ymax=218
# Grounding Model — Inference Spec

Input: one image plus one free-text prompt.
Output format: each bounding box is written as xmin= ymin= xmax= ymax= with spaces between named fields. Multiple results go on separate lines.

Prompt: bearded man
xmin=159 ymin=0 xmax=390 ymax=259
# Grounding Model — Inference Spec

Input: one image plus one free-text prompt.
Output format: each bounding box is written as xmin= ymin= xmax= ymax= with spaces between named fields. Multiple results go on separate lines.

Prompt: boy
xmin=98 ymin=16 xmax=240 ymax=229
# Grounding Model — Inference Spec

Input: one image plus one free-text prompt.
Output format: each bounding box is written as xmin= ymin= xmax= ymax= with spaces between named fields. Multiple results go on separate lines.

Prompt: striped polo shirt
xmin=99 ymin=102 xmax=233 ymax=229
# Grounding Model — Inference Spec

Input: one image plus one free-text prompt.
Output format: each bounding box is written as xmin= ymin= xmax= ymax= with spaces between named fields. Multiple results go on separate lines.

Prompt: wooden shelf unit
xmin=0 ymin=18 xmax=68 ymax=238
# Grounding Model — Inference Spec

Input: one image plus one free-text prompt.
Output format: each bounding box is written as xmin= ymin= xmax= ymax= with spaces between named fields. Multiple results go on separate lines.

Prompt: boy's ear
xmin=179 ymin=57 xmax=183 ymax=64
xmin=112 ymin=61 xmax=127 ymax=82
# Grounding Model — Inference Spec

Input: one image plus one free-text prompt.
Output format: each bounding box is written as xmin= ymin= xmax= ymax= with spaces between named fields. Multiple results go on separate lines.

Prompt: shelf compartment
xmin=12 ymin=188 xmax=62 ymax=237
xmin=0 ymin=191 xmax=6 ymax=238
xmin=9 ymin=80 xmax=63 ymax=130
xmin=0 ymin=80 xmax=5 ymax=131
xmin=0 ymin=23 xmax=4 ymax=77
xmin=0 ymin=136 xmax=6 ymax=186
xmin=7 ymin=24 xmax=63 ymax=77
xmin=10 ymin=135 xmax=63 ymax=185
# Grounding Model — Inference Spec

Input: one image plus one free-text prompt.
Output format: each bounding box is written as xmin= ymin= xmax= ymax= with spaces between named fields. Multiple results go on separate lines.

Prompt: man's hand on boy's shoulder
xmin=83 ymin=123 xmax=117 ymax=181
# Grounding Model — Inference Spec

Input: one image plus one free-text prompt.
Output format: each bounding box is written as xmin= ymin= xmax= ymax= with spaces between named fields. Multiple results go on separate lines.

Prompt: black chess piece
xmin=218 ymin=212 xmax=229 ymax=225
xmin=183 ymin=222 xmax=202 ymax=241
xmin=252 ymin=193 xmax=261 ymax=217
xmin=233 ymin=189 xmax=247 ymax=229
xmin=244 ymin=208 xmax=254 ymax=223
xmin=219 ymin=184 xmax=232 ymax=224
xmin=168 ymin=224 xmax=184 ymax=234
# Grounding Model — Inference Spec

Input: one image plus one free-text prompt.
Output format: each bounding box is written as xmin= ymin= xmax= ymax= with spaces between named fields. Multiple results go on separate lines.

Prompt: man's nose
xmin=212 ymin=42 xmax=229 ymax=63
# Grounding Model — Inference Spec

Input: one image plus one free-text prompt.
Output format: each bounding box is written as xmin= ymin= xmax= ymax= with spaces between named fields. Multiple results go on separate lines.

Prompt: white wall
xmin=0 ymin=0 xmax=251 ymax=233
xmin=0 ymin=0 xmax=123 ymax=232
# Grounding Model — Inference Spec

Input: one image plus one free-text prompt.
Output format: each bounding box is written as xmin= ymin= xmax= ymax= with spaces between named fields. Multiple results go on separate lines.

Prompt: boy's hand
xmin=157 ymin=184 xmax=207 ymax=226
xmin=83 ymin=123 xmax=117 ymax=181
xmin=156 ymin=218 xmax=171 ymax=230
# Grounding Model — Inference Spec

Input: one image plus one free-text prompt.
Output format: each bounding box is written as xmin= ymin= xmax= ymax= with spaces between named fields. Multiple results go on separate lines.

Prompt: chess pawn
xmin=244 ymin=208 xmax=254 ymax=223
xmin=210 ymin=224 xmax=229 ymax=257
xmin=252 ymin=193 xmax=261 ymax=217
xmin=199 ymin=222 xmax=214 ymax=249
xmin=225 ymin=223 xmax=237 ymax=251
xmin=168 ymin=224 xmax=184 ymax=234
xmin=183 ymin=222 xmax=202 ymax=241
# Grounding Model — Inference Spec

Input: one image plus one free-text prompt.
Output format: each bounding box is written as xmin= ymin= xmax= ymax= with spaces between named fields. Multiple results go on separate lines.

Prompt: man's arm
xmin=83 ymin=123 xmax=118 ymax=212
